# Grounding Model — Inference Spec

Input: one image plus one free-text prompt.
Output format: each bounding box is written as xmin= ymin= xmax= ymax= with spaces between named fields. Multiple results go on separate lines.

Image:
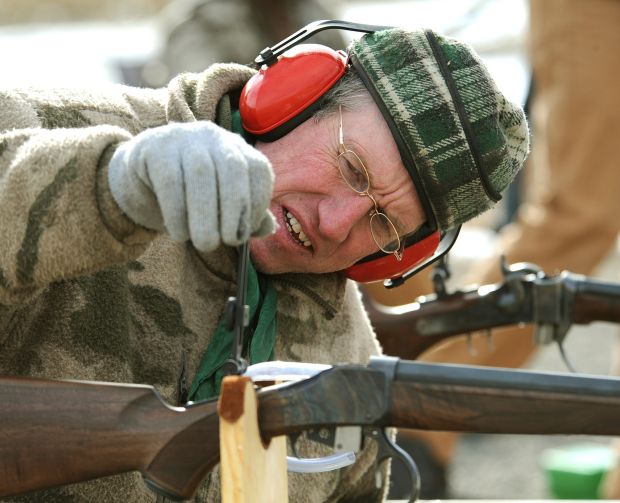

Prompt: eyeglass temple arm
xmin=255 ymin=20 xmax=394 ymax=67
xmin=384 ymin=226 xmax=461 ymax=289
xmin=339 ymin=105 xmax=344 ymax=145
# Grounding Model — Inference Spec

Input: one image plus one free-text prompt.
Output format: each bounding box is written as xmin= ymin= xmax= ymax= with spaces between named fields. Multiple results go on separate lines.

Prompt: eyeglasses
xmin=337 ymin=106 xmax=403 ymax=261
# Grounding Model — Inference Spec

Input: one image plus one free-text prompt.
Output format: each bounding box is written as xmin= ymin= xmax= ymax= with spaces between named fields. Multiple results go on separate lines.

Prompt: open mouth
xmin=284 ymin=209 xmax=313 ymax=249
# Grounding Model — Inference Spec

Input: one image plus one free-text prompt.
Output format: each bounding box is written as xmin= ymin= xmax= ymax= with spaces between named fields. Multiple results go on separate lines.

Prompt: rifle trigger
xmin=364 ymin=427 xmax=420 ymax=502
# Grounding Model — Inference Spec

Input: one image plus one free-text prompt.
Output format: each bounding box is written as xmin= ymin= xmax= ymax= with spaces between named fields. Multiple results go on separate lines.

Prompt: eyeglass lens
xmin=337 ymin=149 xmax=400 ymax=253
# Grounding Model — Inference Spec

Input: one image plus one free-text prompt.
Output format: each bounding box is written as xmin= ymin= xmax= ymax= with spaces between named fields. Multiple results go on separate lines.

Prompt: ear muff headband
xmin=241 ymin=21 xmax=390 ymax=143
xmin=252 ymin=20 xmax=393 ymax=66
xmin=240 ymin=45 xmax=348 ymax=142
xmin=240 ymin=20 xmax=460 ymax=286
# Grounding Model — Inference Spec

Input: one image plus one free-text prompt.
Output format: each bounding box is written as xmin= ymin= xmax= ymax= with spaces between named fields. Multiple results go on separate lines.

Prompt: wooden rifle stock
xmin=3 ymin=358 xmax=620 ymax=499
xmin=0 ymin=376 xmax=220 ymax=499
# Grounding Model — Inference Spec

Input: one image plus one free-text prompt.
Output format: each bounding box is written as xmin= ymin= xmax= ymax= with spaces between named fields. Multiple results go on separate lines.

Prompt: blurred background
xmin=2 ymin=0 xmax=618 ymax=499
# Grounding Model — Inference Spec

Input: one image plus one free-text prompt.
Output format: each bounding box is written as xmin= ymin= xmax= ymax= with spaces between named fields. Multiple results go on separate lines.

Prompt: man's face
xmin=251 ymin=100 xmax=425 ymax=275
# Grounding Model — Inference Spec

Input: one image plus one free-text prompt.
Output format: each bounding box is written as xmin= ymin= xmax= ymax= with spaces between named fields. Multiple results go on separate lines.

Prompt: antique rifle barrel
xmin=389 ymin=360 xmax=620 ymax=436
xmin=567 ymin=272 xmax=620 ymax=325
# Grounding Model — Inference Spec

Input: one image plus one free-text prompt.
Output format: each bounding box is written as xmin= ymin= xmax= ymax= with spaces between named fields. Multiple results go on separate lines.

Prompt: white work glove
xmin=108 ymin=121 xmax=275 ymax=252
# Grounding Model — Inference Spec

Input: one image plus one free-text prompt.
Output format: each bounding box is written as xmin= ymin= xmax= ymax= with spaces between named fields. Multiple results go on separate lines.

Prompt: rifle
xmin=369 ymin=260 xmax=620 ymax=360
xmin=2 ymin=356 xmax=620 ymax=500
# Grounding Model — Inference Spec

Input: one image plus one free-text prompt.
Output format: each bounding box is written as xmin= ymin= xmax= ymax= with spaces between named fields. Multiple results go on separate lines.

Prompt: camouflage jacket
xmin=0 ymin=63 xmax=385 ymax=502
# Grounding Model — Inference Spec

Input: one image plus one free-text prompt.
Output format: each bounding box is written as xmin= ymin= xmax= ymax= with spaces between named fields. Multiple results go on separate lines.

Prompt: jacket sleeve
xmin=0 ymin=63 xmax=256 ymax=307
xmin=0 ymin=85 xmax=167 ymax=306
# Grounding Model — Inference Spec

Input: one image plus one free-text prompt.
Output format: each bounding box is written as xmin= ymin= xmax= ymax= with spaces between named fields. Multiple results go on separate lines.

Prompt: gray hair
xmin=313 ymin=67 xmax=373 ymax=121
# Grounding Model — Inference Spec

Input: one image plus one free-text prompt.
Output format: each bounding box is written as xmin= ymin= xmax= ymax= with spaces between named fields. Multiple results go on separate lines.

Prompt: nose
xmin=317 ymin=190 xmax=374 ymax=244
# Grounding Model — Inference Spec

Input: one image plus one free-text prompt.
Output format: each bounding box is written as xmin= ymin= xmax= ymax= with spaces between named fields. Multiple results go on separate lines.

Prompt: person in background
xmin=124 ymin=0 xmax=346 ymax=87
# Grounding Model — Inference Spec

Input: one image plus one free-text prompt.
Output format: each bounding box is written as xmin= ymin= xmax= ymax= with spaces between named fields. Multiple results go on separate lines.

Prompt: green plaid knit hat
xmin=348 ymin=28 xmax=529 ymax=231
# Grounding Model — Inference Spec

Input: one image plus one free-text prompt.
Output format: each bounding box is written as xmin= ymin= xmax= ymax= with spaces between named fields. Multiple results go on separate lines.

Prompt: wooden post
xmin=218 ymin=376 xmax=288 ymax=503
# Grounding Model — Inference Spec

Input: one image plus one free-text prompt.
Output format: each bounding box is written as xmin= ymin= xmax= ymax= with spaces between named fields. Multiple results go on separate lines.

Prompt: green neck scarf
xmin=187 ymin=257 xmax=277 ymax=402
xmin=187 ymin=111 xmax=278 ymax=402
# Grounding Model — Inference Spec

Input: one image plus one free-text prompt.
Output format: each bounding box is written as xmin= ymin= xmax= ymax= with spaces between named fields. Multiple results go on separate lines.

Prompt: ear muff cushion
xmin=344 ymin=231 xmax=441 ymax=283
xmin=240 ymin=44 xmax=347 ymax=138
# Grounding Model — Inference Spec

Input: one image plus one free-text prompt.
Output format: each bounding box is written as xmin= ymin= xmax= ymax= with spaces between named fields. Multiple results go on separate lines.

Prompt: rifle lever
xmin=364 ymin=427 xmax=420 ymax=502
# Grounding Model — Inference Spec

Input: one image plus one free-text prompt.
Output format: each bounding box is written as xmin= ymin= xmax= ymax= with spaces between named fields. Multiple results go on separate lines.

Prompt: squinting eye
xmin=345 ymin=160 xmax=366 ymax=186
xmin=338 ymin=151 xmax=369 ymax=192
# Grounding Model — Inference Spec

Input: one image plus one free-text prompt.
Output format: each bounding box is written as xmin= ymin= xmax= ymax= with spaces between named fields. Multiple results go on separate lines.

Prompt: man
xmin=0 ymin=26 xmax=527 ymax=502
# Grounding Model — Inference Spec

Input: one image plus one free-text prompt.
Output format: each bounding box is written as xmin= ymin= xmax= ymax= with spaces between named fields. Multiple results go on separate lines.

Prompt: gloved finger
xmin=108 ymin=141 xmax=166 ymax=232
xmin=184 ymin=145 xmax=220 ymax=252
xmin=213 ymin=141 xmax=252 ymax=246
xmin=253 ymin=210 xmax=277 ymax=238
xmin=245 ymin=147 xmax=274 ymax=235
xmin=145 ymin=145 xmax=190 ymax=243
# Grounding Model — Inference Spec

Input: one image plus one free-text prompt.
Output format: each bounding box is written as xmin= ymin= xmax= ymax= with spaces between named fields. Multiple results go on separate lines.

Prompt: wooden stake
xmin=219 ymin=376 xmax=288 ymax=503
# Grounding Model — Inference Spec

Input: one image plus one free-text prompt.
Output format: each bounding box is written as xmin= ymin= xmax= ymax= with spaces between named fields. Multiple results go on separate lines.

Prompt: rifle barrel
xmin=568 ymin=272 xmax=620 ymax=325
xmin=258 ymin=358 xmax=620 ymax=440
xmin=369 ymin=284 xmax=530 ymax=360
xmin=372 ymin=271 xmax=620 ymax=361
xmin=389 ymin=359 xmax=620 ymax=436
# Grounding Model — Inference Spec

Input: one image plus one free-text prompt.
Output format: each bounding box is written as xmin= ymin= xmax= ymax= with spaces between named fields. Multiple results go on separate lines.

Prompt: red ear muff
xmin=344 ymin=231 xmax=440 ymax=283
xmin=344 ymin=226 xmax=461 ymax=287
xmin=240 ymin=44 xmax=347 ymax=142
xmin=239 ymin=20 xmax=388 ymax=141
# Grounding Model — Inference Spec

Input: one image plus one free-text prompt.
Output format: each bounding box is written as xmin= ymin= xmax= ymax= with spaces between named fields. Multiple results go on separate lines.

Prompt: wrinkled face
xmin=251 ymin=100 xmax=425 ymax=275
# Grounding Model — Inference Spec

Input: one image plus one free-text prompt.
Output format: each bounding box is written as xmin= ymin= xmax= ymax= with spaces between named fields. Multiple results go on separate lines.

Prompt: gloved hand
xmin=108 ymin=121 xmax=275 ymax=252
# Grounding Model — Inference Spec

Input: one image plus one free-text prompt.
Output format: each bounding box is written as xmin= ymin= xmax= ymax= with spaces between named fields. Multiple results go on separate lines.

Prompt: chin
xmin=250 ymin=254 xmax=283 ymax=275
xmin=249 ymin=239 xmax=289 ymax=275
xmin=249 ymin=238 xmax=334 ymax=275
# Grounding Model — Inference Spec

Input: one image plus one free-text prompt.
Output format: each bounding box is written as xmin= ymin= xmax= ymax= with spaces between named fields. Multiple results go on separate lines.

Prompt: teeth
xmin=285 ymin=210 xmax=312 ymax=248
